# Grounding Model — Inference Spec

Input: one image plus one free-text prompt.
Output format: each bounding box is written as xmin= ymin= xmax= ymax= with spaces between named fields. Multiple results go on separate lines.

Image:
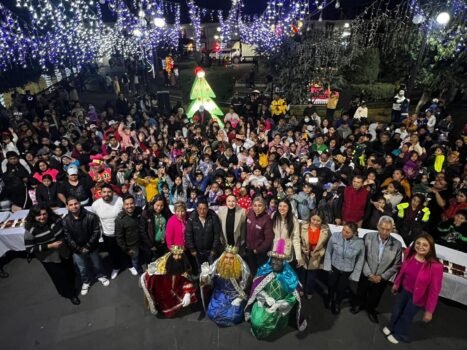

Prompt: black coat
xmin=36 ymin=183 xmax=61 ymax=207
xmin=185 ymin=209 xmax=222 ymax=254
xmin=115 ymin=207 xmax=151 ymax=253
xmin=63 ymin=209 xmax=101 ymax=252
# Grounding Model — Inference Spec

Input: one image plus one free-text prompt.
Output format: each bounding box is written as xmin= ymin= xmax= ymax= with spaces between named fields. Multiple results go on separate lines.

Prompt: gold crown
xmin=170 ymin=245 xmax=184 ymax=255
xmin=225 ymin=245 xmax=239 ymax=254
xmin=267 ymin=251 xmax=290 ymax=260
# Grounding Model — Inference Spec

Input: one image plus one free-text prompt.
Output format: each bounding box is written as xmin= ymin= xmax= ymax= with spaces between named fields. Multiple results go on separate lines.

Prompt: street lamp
xmin=436 ymin=12 xmax=450 ymax=25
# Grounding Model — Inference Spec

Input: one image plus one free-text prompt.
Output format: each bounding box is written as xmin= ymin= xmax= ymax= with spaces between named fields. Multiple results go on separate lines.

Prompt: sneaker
xmin=129 ymin=267 xmax=138 ymax=276
xmin=80 ymin=283 xmax=90 ymax=296
xmin=386 ymin=335 xmax=399 ymax=344
xmin=98 ymin=277 xmax=110 ymax=287
xmin=382 ymin=326 xmax=392 ymax=336
xmin=111 ymin=269 xmax=119 ymax=280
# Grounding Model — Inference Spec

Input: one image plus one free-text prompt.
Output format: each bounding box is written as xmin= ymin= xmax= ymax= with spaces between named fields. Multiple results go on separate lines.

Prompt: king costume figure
xmin=141 ymin=246 xmax=197 ymax=317
xmin=245 ymin=239 xmax=307 ymax=339
xmin=200 ymin=246 xmax=251 ymax=327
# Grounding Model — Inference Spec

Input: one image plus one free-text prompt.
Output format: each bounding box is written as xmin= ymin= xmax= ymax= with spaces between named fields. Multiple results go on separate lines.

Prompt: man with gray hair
xmin=351 ymin=216 xmax=402 ymax=323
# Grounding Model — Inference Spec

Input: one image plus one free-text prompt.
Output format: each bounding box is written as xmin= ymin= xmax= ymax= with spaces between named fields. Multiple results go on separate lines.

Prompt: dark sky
xmin=0 ymin=0 xmax=374 ymax=24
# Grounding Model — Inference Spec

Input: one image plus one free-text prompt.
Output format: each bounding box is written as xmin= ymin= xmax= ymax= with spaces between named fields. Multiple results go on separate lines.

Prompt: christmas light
xmin=154 ymin=17 xmax=166 ymax=28
xmin=436 ymin=12 xmax=450 ymax=25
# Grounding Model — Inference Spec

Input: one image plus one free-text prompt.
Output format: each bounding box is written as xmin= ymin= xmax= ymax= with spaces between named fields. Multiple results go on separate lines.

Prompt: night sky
xmin=0 ymin=0 xmax=374 ymax=24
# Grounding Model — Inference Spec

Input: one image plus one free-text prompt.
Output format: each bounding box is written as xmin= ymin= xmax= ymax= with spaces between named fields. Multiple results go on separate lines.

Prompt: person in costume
xmin=200 ymin=246 xmax=251 ymax=327
xmin=244 ymin=239 xmax=307 ymax=339
xmin=140 ymin=246 xmax=197 ymax=318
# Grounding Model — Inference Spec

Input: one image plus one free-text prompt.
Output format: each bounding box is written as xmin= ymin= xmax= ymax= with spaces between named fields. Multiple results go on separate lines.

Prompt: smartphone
xmin=307 ymin=177 xmax=319 ymax=184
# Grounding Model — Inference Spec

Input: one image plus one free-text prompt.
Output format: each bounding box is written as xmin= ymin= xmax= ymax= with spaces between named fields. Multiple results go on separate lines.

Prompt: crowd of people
xmin=0 ymin=71 xmax=465 ymax=343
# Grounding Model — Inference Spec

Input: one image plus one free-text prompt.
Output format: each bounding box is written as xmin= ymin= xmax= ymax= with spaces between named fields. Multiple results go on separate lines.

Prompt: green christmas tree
xmin=187 ymin=67 xmax=224 ymax=127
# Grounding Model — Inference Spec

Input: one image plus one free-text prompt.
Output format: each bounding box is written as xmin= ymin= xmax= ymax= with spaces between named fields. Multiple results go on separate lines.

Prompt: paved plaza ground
xmin=1 ymin=256 xmax=466 ymax=350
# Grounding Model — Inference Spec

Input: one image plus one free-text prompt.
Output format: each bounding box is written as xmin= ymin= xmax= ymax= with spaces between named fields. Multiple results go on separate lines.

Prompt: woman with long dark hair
xmin=383 ymin=233 xmax=443 ymax=344
xmin=298 ymin=213 xmax=330 ymax=299
xmin=170 ymin=175 xmax=187 ymax=204
xmin=142 ymin=195 xmax=172 ymax=261
xmin=271 ymin=198 xmax=303 ymax=267
xmin=24 ymin=204 xmax=80 ymax=305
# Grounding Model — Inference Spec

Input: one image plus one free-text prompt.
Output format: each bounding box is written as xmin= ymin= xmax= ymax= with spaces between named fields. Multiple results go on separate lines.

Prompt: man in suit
xmin=217 ymin=195 xmax=246 ymax=252
xmin=351 ymin=216 xmax=402 ymax=323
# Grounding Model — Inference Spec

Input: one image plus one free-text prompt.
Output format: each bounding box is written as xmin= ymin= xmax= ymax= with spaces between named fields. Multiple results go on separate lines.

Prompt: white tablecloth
xmin=0 ymin=212 xmax=11 ymax=223
xmin=0 ymin=207 xmax=93 ymax=257
xmin=435 ymin=244 xmax=467 ymax=305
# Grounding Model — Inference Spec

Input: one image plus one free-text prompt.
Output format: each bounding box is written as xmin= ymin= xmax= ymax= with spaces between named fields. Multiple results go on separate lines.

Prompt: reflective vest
xmin=396 ymin=202 xmax=430 ymax=222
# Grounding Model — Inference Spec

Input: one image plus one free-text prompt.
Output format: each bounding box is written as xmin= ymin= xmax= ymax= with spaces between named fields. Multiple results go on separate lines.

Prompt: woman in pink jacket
xmin=165 ymin=201 xmax=187 ymax=249
xmin=383 ymin=232 xmax=443 ymax=344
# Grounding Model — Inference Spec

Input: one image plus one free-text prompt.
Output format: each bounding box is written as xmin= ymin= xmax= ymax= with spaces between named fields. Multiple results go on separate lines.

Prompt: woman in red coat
xmin=383 ymin=232 xmax=443 ymax=344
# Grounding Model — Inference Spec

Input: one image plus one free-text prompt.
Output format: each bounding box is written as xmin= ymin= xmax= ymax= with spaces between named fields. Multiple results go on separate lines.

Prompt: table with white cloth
xmin=435 ymin=244 xmax=467 ymax=305
xmin=0 ymin=207 xmax=93 ymax=257
xmin=328 ymin=224 xmax=467 ymax=306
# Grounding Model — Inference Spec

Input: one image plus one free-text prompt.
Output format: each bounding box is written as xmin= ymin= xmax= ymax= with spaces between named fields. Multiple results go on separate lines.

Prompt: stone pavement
xmin=0 ymin=257 xmax=466 ymax=350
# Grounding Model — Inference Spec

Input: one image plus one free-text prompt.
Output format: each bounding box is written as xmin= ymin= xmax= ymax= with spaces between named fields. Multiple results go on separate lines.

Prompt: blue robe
xmin=207 ymin=276 xmax=245 ymax=327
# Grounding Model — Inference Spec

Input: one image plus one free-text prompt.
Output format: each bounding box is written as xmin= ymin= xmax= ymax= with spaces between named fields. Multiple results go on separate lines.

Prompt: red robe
xmin=142 ymin=273 xmax=197 ymax=318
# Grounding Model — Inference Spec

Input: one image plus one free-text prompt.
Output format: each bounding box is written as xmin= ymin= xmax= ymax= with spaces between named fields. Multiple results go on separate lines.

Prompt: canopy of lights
xmin=0 ymin=0 xmax=465 ymax=73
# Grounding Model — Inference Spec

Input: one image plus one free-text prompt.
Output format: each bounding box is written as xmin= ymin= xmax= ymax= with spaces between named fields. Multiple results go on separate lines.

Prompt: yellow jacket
xmin=135 ymin=177 xmax=159 ymax=202
xmin=327 ymin=92 xmax=339 ymax=109
xmin=270 ymin=98 xmax=287 ymax=116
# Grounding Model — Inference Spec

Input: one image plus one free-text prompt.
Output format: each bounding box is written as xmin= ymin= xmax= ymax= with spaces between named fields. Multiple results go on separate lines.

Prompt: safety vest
xmin=396 ymin=202 xmax=430 ymax=222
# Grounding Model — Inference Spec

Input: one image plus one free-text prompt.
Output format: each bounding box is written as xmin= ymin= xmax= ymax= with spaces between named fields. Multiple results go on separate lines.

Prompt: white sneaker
xmin=386 ymin=335 xmax=399 ymax=344
xmin=111 ymin=269 xmax=119 ymax=280
xmin=129 ymin=267 xmax=138 ymax=276
xmin=98 ymin=277 xmax=110 ymax=287
xmin=382 ymin=326 xmax=392 ymax=336
xmin=80 ymin=283 xmax=90 ymax=296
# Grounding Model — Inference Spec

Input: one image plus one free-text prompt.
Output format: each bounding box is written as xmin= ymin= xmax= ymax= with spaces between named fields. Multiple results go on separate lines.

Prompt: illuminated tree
xmin=187 ymin=67 xmax=224 ymax=126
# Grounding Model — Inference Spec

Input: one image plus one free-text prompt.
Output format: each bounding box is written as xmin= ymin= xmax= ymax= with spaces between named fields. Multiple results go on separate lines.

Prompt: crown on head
xmin=267 ymin=239 xmax=289 ymax=260
xmin=170 ymin=245 xmax=184 ymax=255
xmin=225 ymin=245 xmax=239 ymax=255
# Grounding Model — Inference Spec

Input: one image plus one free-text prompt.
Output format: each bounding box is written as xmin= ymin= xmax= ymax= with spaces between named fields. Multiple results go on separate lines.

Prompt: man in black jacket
xmin=115 ymin=194 xmax=151 ymax=276
xmin=185 ymin=199 xmax=222 ymax=268
xmin=63 ymin=196 xmax=109 ymax=296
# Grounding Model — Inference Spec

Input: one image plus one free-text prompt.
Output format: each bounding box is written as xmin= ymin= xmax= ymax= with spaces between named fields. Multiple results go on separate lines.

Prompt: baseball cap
xmin=67 ymin=166 xmax=79 ymax=175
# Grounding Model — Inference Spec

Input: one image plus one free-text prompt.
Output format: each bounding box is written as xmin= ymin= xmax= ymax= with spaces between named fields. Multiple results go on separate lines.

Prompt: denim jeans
xmin=130 ymin=253 xmax=143 ymax=274
xmin=73 ymin=250 xmax=106 ymax=284
xmin=388 ymin=288 xmax=422 ymax=342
